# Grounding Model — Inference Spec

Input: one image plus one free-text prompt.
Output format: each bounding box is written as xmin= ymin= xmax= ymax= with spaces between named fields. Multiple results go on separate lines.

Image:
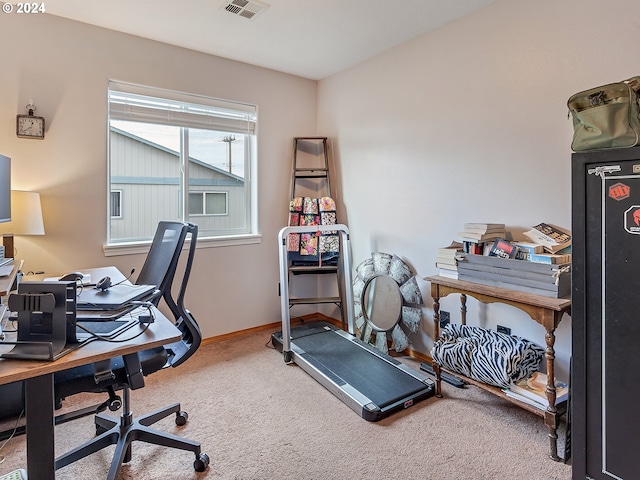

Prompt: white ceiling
xmin=43 ymin=0 xmax=496 ymax=80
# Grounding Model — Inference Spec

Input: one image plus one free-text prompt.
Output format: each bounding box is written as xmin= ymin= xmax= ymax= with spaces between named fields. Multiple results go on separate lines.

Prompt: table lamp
xmin=0 ymin=190 xmax=45 ymax=259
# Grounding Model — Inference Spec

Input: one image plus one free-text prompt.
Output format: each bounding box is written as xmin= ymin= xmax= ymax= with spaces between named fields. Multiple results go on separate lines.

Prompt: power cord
xmin=0 ymin=314 xmax=17 ymax=334
xmin=265 ymin=315 xmax=307 ymax=349
xmin=0 ymin=410 xmax=24 ymax=465
xmin=75 ymin=303 xmax=156 ymax=343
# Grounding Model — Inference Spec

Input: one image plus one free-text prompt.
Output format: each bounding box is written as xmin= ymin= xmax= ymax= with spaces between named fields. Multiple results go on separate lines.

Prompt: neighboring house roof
xmin=111 ymin=126 xmax=245 ymax=183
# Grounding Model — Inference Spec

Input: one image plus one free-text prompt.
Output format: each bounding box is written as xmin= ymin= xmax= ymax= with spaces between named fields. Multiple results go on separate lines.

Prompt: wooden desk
xmin=425 ymin=275 xmax=571 ymax=461
xmin=0 ymin=308 xmax=181 ymax=480
xmin=0 ymin=259 xmax=23 ymax=296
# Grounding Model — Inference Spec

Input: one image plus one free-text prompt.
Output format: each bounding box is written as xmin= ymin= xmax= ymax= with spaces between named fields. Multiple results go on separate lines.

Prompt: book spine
xmin=514 ymin=244 xmax=545 ymax=260
xmin=437 ymin=250 xmax=461 ymax=256
xmin=512 ymin=243 xmax=544 ymax=254
xmin=435 ymin=262 xmax=458 ymax=271
xmin=527 ymin=255 xmax=554 ymax=264
xmin=464 ymin=223 xmax=505 ymax=230
xmin=438 ymin=269 xmax=459 ymax=279
xmin=527 ymin=254 xmax=570 ymax=264
xmin=462 ymin=241 xmax=484 ymax=255
xmin=435 ymin=255 xmax=458 ymax=264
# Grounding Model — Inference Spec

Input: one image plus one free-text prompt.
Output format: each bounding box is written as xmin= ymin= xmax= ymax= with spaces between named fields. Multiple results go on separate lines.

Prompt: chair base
xmin=55 ymin=390 xmax=208 ymax=480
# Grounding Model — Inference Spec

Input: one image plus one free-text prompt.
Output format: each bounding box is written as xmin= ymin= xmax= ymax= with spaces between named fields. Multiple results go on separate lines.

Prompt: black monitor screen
xmin=0 ymin=154 xmax=10 ymax=223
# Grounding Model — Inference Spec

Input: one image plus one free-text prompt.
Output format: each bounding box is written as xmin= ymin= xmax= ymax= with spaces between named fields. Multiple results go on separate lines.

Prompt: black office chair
xmin=53 ymin=221 xmax=209 ymax=479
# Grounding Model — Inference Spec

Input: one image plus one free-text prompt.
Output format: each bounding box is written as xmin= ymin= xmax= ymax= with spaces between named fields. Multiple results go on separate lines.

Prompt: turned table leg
xmin=460 ymin=293 xmax=467 ymax=325
xmin=544 ymin=327 xmax=561 ymax=461
xmin=432 ymin=295 xmax=443 ymax=398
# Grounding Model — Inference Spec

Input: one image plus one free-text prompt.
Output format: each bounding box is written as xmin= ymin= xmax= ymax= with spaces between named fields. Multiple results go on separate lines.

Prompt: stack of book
xmin=492 ymin=238 xmax=572 ymax=265
xmin=503 ymin=372 xmax=569 ymax=410
xmin=435 ymin=241 xmax=463 ymax=279
xmin=458 ymin=223 xmax=506 ymax=254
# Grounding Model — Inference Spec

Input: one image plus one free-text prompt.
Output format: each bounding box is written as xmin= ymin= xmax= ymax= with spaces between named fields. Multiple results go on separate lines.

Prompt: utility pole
xmin=221 ymin=135 xmax=237 ymax=173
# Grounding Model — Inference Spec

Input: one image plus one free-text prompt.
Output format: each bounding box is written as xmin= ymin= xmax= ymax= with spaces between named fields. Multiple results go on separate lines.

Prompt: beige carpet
xmin=0 ymin=327 xmax=572 ymax=479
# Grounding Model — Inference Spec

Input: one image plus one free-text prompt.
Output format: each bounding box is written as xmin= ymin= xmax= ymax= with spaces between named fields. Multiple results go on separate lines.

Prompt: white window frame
xmin=104 ymin=81 xmax=261 ymax=256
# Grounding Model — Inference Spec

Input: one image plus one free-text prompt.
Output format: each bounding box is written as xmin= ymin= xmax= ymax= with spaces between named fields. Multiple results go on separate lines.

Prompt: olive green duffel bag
xmin=568 ymin=76 xmax=640 ymax=152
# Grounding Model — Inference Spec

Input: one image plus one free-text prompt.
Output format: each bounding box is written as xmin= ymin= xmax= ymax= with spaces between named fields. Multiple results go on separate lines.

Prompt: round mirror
xmin=361 ymin=274 xmax=402 ymax=332
xmin=353 ymin=252 xmax=423 ymax=353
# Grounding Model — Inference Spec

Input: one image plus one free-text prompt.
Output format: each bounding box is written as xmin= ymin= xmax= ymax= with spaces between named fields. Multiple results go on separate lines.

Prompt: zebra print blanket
xmin=430 ymin=324 xmax=544 ymax=388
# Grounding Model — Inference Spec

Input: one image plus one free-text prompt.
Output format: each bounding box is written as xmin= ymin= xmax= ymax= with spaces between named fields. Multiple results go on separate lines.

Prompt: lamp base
xmin=2 ymin=234 xmax=14 ymax=259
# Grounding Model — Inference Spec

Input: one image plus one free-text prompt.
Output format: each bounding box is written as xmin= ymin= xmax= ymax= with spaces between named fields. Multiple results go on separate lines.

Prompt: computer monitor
xmin=0 ymin=154 xmax=10 ymax=223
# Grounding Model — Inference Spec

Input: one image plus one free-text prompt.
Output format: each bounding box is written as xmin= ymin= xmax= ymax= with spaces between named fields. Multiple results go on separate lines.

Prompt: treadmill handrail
xmin=277 ymin=224 xmax=355 ymax=357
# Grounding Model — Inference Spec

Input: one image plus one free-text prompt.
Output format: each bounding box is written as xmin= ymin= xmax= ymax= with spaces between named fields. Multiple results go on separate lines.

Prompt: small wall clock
xmin=16 ymin=101 xmax=45 ymax=139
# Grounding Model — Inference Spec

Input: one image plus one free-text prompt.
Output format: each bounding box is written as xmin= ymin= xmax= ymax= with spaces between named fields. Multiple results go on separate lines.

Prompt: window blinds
xmin=108 ymin=81 xmax=257 ymax=135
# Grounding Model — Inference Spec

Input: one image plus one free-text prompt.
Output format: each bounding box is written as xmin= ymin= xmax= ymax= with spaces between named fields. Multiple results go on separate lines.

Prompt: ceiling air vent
xmin=222 ymin=0 xmax=270 ymax=20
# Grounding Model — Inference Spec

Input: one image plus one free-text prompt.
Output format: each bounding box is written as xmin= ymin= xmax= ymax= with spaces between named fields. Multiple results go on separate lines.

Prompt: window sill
xmin=103 ymin=233 xmax=262 ymax=257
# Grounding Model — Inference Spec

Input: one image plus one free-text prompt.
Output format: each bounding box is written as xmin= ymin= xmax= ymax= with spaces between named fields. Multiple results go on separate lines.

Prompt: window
xmin=110 ymin=190 xmax=122 ymax=218
xmin=107 ymin=81 xmax=257 ymax=245
xmin=189 ymin=192 xmax=228 ymax=216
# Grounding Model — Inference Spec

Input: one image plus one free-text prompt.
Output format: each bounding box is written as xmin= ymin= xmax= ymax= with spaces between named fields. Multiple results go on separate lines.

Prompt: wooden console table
xmin=425 ymin=275 xmax=571 ymax=461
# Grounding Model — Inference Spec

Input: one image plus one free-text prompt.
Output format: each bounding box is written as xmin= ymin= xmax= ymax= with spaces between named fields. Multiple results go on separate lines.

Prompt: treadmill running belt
xmin=292 ymin=327 xmax=426 ymax=408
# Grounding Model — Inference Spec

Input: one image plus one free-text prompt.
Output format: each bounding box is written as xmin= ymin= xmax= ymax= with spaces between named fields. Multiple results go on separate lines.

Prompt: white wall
xmin=0 ymin=13 xmax=317 ymax=337
xmin=4 ymin=0 xmax=638 ymax=381
xmin=318 ymin=0 xmax=640 ymax=381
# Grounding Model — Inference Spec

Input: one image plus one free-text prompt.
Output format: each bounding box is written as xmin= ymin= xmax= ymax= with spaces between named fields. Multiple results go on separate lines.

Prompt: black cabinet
xmin=572 ymin=146 xmax=640 ymax=480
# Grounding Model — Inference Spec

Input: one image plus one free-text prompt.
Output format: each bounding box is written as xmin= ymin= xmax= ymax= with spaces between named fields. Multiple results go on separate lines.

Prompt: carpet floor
xmin=0 ymin=327 xmax=572 ymax=479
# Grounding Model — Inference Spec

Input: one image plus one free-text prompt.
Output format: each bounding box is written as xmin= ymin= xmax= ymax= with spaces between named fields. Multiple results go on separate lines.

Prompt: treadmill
xmin=272 ymin=225 xmax=435 ymax=422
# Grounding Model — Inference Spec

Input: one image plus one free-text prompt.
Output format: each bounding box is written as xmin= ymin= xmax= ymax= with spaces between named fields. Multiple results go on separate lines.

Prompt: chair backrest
xmin=137 ymin=221 xmax=201 ymax=367
xmin=136 ymin=221 xmax=188 ymax=298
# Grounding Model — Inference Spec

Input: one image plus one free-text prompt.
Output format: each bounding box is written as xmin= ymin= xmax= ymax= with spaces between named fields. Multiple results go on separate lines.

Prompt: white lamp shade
xmin=0 ymin=190 xmax=45 ymax=235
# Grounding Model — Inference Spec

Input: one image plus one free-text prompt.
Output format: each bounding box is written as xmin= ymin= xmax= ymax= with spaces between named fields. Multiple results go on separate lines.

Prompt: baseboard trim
xmin=200 ymin=313 xmax=335 ymax=345
xmin=200 ymin=314 xmax=433 ymax=364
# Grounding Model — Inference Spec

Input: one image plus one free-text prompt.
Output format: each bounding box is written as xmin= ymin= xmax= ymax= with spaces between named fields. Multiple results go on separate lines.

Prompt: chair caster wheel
xmin=175 ymin=410 xmax=188 ymax=426
xmin=194 ymin=453 xmax=210 ymax=472
xmin=108 ymin=396 xmax=122 ymax=411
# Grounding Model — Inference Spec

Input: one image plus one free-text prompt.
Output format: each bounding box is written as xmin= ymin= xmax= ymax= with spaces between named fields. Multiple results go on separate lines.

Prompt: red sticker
xmin=609 ymin=182 xmax=630 ymax=201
